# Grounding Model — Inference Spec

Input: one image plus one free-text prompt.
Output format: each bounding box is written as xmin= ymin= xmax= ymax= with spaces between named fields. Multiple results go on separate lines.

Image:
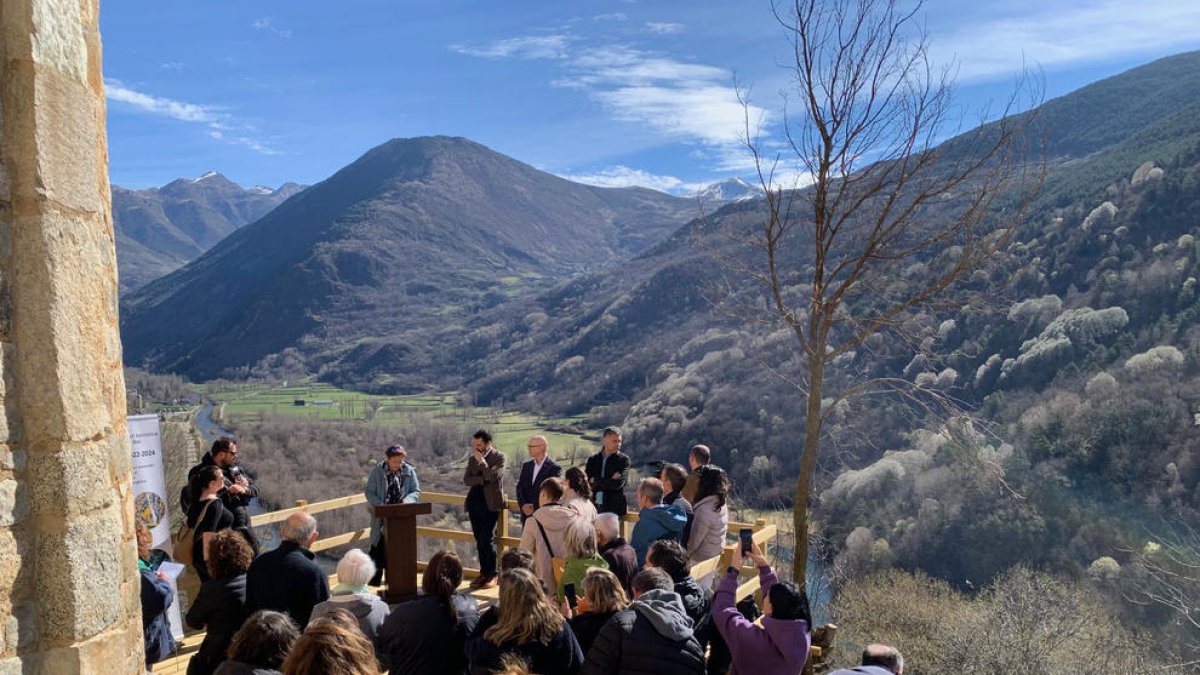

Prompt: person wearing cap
xmin=365 ymin=444 xmax=421 ymax=586
xmin=585 ymin=426 xmax=631 ymax=516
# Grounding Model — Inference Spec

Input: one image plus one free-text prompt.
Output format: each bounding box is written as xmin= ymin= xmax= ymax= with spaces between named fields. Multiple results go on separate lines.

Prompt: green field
xmin=197 ymin=381 xmax=599 ymax=463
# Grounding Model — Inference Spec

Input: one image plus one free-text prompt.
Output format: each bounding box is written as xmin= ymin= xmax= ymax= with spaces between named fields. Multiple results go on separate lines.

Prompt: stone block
xmin=4 ymin=602 xmax=37 ymax=651
xmin=26 ymin=440 xmax=113 ymax=521
xmin=0 ymin=479 xmax=29 ymax=527
xmin=0 ymin=529 xmax=31 ymax=598
xmin=70 ymin=624 xmax=140 ymax=675
xmin=11 ymin=211 xmax=122 ymax=445
xmin=30 ymin=0 xmax=88 ymax=84
xmin=35 ymin=506 xmax=122 ymax=642
xmin=0 ymin=444 xmax=24 ymax=473
xmin=32 ymin=73 xmax=102 ymax=214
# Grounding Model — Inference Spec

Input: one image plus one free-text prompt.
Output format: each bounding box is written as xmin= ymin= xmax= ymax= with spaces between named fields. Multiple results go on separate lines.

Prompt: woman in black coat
xmin=188 ymin=465 xmax=235 ymax=582
xmin=465 ymin=568 xmax=584 ymax=675
xmin=187 ymin=530 xmax=253 ymax=675
xmin=376 ymin=550 xmax=480 ymax=674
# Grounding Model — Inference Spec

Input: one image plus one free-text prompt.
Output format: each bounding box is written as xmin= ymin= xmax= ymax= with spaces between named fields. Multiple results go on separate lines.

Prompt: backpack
xmin=171 ymin=500 xmax=211 ymax=565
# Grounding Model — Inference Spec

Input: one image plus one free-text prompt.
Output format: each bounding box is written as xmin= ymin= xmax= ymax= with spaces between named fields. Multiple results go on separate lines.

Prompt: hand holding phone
xmin=564 ymin=583 xmax=578 ymax=609
xmin=739 ymin=528 xmax=753 ymax=554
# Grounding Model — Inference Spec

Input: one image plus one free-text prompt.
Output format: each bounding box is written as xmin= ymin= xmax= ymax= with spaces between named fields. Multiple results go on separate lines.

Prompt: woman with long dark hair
xmin=188 ymin=464 xmax=234 ymax=581
xmin=686 ymin=465 xmax=730 ymax=568
xmin=376 ymin=549 xmax=480 ymax=675
xmin=564 ymin=466 xmax=598 ymax=522
xmin=465 ymin=567 xmax=584 ymax=675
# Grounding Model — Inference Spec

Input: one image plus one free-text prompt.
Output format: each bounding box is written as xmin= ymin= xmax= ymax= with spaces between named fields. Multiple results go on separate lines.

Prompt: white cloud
xmin=160 ymin=61 xmax=184 ymax=73
xmin=645 ymin=22 xmax=685 ymax=34
xmin=594 ymin=12 xmax=628 ymax=21
xmin=252 ymin=18 xmax=293 ymax=39
xmin=932 ymin=0 xmax=1200 ymax=81
xmin=558 ymin=46 xmax=766 ymax=150
xmin=449 ymin=35 xmax=572 ymax=60
xmin=105 ymin=79 xmax=278 ymax=155
xmin=454 ymin=36 xmax=767 ymax=174
xmin=105 ymin=81 xmax=221 ymax=124
xmin=557 ymin=165 xmax=705 ymax=193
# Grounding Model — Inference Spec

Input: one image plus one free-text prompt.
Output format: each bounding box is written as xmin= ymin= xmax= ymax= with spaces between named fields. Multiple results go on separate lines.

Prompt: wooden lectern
xmin=374 ymin=502 xmax=432 ymax=603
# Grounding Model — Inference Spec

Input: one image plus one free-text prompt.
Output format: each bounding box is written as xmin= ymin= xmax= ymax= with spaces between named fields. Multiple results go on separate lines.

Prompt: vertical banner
xmin=129 ymin=414 xmax=170 ymax=545
xmin=128 ymin=414 xmax=185 ymax=639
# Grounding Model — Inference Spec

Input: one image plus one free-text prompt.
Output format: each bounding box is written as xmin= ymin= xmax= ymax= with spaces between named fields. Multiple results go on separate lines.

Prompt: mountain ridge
xmin=120 ymin=136 xmax=699 ymax=379
xmin=114 ymin=173 xmax=305 ymax=293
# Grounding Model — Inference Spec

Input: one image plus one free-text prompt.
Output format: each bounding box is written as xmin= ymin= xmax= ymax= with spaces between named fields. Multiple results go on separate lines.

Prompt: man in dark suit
xmin=516 ymin=434 xmax=562 ymax=524
xmin=464 ymin=429 xmax=507 ymax=589
xmin=586 ymin=426 xmax=631 ymax=516
xmin=245 ymin=511 xmax=330 ymax=627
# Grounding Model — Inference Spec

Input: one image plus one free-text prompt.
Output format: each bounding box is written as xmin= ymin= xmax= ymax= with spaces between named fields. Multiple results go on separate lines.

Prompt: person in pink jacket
xmin=712 ymin=539 xmax=811 ymax=675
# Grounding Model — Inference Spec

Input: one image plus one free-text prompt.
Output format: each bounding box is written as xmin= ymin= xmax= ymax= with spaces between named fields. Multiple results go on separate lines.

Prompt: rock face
xmin=0 ymin=1 xmax=142 ymax=672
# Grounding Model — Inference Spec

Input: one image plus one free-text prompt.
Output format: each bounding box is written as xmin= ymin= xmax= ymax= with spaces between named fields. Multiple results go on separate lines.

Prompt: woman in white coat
xmin=686 ymin=465 xmax=730 ymax=569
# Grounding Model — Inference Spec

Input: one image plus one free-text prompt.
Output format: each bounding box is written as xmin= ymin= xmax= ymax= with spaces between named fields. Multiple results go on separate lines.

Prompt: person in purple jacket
xmin=712 ymin=538 xmax=811 ymax=675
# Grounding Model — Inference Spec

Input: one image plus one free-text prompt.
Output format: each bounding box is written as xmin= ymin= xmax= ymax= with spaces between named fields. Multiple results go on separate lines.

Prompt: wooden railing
xmin=252 ymin=490 xmax=779 ymax=594
xmin=157 ymin=491 xmax=786 ymax=675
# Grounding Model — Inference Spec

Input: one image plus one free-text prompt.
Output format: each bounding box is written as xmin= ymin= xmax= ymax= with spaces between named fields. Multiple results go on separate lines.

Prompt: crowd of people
xmin=137 ymin=430 xmax=905 ymax=675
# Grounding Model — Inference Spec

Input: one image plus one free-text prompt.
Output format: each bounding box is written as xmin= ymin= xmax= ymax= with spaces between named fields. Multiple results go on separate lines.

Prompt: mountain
xmin=113 ymin=173 xmax=305 ymax=293
xmin=689 ymin=177 xmax=760 ymax=204
xmin=120 ymin=136 xmax=697 ymax=380
xmin=444 ymin=51 xmax=1200 ymax=600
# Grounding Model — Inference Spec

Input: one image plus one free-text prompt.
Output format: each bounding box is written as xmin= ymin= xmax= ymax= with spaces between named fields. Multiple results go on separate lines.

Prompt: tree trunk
xmin=793 ymin=347 xmax=825 ymax=586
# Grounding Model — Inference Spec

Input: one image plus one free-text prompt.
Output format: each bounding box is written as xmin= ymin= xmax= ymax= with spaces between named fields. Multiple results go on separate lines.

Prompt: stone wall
xmin=0 ymin=1 xmax=142 ymax=672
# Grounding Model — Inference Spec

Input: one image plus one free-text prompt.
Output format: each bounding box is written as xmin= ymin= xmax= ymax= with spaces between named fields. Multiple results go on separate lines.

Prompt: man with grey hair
xmin=829 ymin=644 xmax=904 ymax=675
xmin=308 ymin=548 xmax=390 ymax=643
xmin=246 ymin=511 xmax=330 ymax=628
xmin=595 ymin=512 xmax=636 ymax=596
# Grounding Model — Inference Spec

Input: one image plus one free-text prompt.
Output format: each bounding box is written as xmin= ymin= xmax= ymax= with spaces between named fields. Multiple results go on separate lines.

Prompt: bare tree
xmin=737 ymin=0 xmax=1043 ymax=584
xmin=1125 ymin=523 xmax=1200 ymax=659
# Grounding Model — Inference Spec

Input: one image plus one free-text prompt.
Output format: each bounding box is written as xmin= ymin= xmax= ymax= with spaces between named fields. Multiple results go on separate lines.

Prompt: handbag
xmin=171 ymin=500 xmax=211 ymax=565
xmin=535 ymin=514 xmax=567 ymax=584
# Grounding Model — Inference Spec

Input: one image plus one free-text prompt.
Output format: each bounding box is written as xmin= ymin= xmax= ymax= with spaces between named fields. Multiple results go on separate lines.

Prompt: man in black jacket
xmin=585 ymin=427 xmax=631 ymax=516
xmin=182 ymin=436 xmax=259 ymax=550
xmin=646 ymin=539 xmax=730 ymax=675
xmin=246 ymin=511 xmax=330 ymax=627
xmin=516 ymin=434 xmax=562 ymax=524
xmin=580 ymin=567 xmax=705 ymax=675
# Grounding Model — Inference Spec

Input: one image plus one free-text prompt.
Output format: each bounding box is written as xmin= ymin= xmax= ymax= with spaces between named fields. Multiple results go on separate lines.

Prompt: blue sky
xmin=102 ymin=0 xmax=1200 ymax=194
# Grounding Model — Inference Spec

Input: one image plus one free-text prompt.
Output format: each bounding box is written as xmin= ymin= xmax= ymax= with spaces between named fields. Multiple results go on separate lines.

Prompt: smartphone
xmin=739 ymin=528 xmax=753 ymax=554
xmin=564 ymin=583 xmax=578 ymax=609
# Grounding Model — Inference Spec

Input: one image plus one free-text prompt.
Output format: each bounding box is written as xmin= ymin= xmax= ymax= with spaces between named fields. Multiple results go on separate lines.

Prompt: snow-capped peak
xmin=193 ymin=170 xmax=222 ymax=183
xmin=690 ymin=177 xmax=760 ymax=203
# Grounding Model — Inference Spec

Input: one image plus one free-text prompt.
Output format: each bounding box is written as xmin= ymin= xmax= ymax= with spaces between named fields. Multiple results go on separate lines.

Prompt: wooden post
xmin=752 ymin=518 xmax=769 ymax=609
xmin=496 ymin=507 xmax=510 ymax=558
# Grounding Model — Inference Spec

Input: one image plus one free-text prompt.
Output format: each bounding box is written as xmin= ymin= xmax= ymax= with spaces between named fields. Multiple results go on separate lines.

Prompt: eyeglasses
xmin=527 ymin=444 xmax=546 ymax=449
